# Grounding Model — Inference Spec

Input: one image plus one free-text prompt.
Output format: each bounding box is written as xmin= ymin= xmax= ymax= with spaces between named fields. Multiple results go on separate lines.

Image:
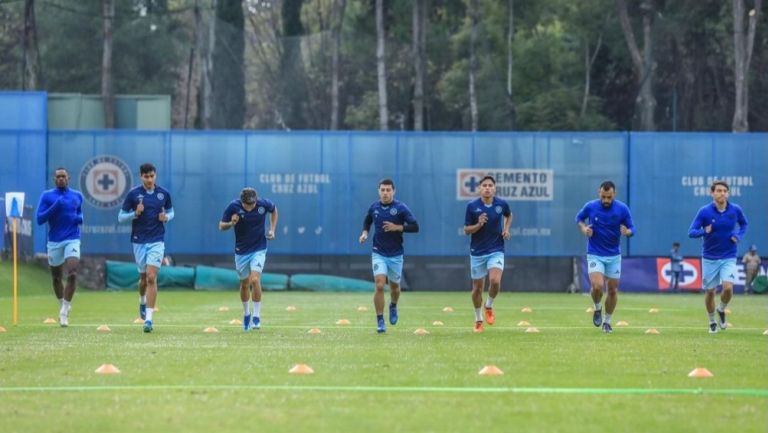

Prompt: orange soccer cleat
xmin=484 ymin=307 xmax=495 ymax=325
xmin=473 ymin=321 xmax=484 ymax=333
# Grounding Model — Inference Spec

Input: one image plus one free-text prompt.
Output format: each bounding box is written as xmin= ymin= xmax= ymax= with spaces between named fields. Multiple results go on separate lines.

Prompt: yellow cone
xmin=203 ymin=327 xmax=219 ymax=333
xmin=413 ymin=328 xmax=429 ymax=335
xmin=586 ymin=307 xmax=594 ymax=313
xmin=289 ymin=363 xmax=314 ymax=374
xmin=442 ymin=307 xmax=454 ymax=312
xmin=525 ymin=327 xmax=540 ymax=333
xmin=357 ymin=306 xmax=369 ymax=312
xmin=335 ymin=319 xmax=351 ymax=325
xmin=133 ymin=318 xmax=144 ymax=324
xmin=307 ymin=328 xmax=322 ymax=334
xmin=763 ymin=329 xmax=768 ymax=335
xmin=286 ymin=305 xmax=297 ymax=312
xmin=217 ymin=306 xmax=230 ymax=312
xmin=725 ymin=308 xmax=732 ymax=314
xmin=517 ymin=320 xmax=531 ymax=326
xmin=645 ymin=328 xmax=660 ymax=334
xmin=43 ymin=318 xmax=57 ymax=324
xmin=96 ymin=325 xmax=111 ymax=332
xmin=229 ymin=319 xmax=242 ymax=325
xmin=95 ymin=364 xmax=121 ymax=374
xmin=521 ymin=307 xmax=532 ymax=313
xmin=432 ymin=321 xmax=444 ymax=326
xmin=478 ymin=365 xmax=504 ymax=376
xmin=648 ymin=308 xmax=659 ymax=313
xmin=0 ymin=326 xmax=6 ymax=332
xmin=616 ymin=320 xmax=629 ymax=326
xmin=688 ymin=368 xmax=713 ymax=378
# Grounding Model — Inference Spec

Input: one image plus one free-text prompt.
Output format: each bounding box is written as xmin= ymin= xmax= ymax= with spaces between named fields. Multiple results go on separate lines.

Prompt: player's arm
xmin=501 ymin=204 xmax=512 ymax=240
xmin=219 ymin=206 xmax=237 ymax=231
xmin=160 ymin=207 xmax=175 ymax=222
xmin=575 ymin=205 xmax=592 ymax=237
xmin=687 ymin=210 xmax=706 ymax=238
xmin=118 ymin=194 xmax=137 ymax=223
xmin=385 ymin=207 xmax=419 ymax=233
xmin=731 ymin=207 xmax=748 ymax=243
xmin=267 ymin=206 xmax=278 ymax=240
xmin=75 ymin=193 xmax=84 ymax=225
xmin=463 ymin=205 xmax=485 ymax=235
xmin=36 ymin=193 xmax=59 ymax=225
xmin=359 ymin=213 xmax=373 ymax=243
xmin=620 ymin=207 xmax=635 ymax=237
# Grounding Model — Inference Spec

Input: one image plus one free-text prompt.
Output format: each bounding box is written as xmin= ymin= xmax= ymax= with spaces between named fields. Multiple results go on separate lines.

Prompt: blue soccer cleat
xmin=143 ymin=320 xmax=153 ymax=333
xmin=140 ymin=303 xmax=147 ymax=320
xmin=602 ymin=322 xmax=613 ymax=334
xmin=377 ymin=317 xmax=386 ymax=333
xmin=717 ymin=309 xmax=727 ymax=330
xmin=592 ymin=309 xmax=602 ymax=327
xmin=243 ymin=314 xmax=251 ymax=331
xmin=708 ymin=322 xmax=718 ymax=334
xmin=252 ymin=316 xmax=261 ymax=330
xmin=389 ymin=303 xmax=398 ymax=325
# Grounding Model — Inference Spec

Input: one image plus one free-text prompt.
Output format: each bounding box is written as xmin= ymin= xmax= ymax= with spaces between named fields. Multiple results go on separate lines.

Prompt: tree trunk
xmin=22 ymin=0 xmax=41 ymax=90
xmin=580 ymin=33 xmax=602 ymax=120
xmin=101 ymin=0 xmax=115 ymax=129
xmin=731 ymin=0 xmax=762 ymax=132
xmin=212 ymin=0 xmax=245 ymax=129
xmin=468 ymin=0 xmax=479 ymax=132
xmin=330 ymin=0 xmax=346 ymax=130
xmin=412 ymin=0 xmax=426 ymax=131
xmin=375 ymin=0 xmax=388 ymax=130
xmin=506 ymin=0 xmax=515 ymax=129
xmin=616 ymin=0 xmax=656 ymax=131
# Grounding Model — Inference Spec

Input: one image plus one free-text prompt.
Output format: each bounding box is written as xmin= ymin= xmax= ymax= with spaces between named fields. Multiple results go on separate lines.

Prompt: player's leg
xmin=59 ymin=255 xmax=79 ymax=327
xmin=484 ymin=253 xmax=504 ymax=325
xmin=239 ymin=278 xmax=251 ymax=331
xmin=133 ymin=243 xmax=149 ymax=320
xmin=602 ymin=277 xmax=619 ymax=333
xmin=701 ymin=258 xmax=720 ymax=333
xmin=142 ymin=243 xmax=164 ymax=333
xmin=371 ymin=254 xmax=388 ymax=333
xmin=249 ymin=271 xmax=263 ymax=329
xmin=387 ymin=255 xmax=403 ymax=325
xmin=715 ymin=259 xmax=736 ymax=329
xmin=470 ymin=254 xmax=488 ymax=332
xmin=587 ymin=255 xmax=606 ymax=327
xmin=47 ymin=242 xmax=65 ymax=305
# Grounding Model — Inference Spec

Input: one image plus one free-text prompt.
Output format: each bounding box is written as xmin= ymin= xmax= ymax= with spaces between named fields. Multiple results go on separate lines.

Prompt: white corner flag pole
xmin=6 ymin=192 xmax=25 ymax=326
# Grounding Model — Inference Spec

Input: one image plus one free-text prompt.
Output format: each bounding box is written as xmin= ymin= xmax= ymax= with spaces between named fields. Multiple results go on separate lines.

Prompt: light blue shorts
xmin=47 ymin=240 xmax=81 ymax=267
xmin=702 ymin=258 xmax=738 ymax=290
xmin=132 ymin=242 xmax=165 ymax=273
xmin=235 ymin=249 xmax=267 ymax=280
xmin=470 ymin=251 xmax=505 ymax=280
xmin=587 ymin=254 xmax=622 ymax=279
xmin=372 ymin=253 xmax=403 ymax=284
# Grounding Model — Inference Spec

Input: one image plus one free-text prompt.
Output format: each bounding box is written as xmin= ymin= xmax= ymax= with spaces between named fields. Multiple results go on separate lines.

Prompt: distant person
xmin=219 ymin=187 xmax=277 ymax=331
xmin=688 ymin=180 xmax=748 ymax=333
xmin=670 ymin=242 xmax=683 ymax=292
xmin=36 ymin=168 xmax=84 ymax=327
xmin=463 ymin=176 xmax=512 ymax=334
xmin=359 ymin=178 xmax=419 ymax=334
xmin=118 ymin=163 xmax=174 ymax=333
xmin=742 ymin=245 xmax=761 ymax=295
xmin=575 ymin=180 xmax=635 ymax=334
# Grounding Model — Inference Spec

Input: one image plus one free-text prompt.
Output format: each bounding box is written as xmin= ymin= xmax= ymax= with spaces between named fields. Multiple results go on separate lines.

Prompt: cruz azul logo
xmin=80 ymin=155 xmax=133 ymax=209
xmin=656 ymin=258 xmax=702 ymax=290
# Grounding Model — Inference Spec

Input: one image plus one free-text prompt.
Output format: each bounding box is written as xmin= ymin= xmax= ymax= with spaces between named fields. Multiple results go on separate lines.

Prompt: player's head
xmin=139 ymin=163 xmax=157 ymax=189
xmin=479 ymin=176 xmax=496 ymax=199
xmin=53 ymin=167 xmax=69 ymax=189
xmin=710 ymin=180 xmax=729 ymax=204
xmin=598 ymin=180 xmax=616 ymax=208
xmin=240 ymin=187 xmax=257 ymax=205
xmin=378 ymin=178 xmax=395 ymax=204
xmin=672 ymin=242 xmax=680 ymax=249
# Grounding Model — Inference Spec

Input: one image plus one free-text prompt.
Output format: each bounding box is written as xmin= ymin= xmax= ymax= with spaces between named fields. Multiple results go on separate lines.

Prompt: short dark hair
xmin=139 ymin=163 xmax=156 ymax=175
xmin=479 ymin=175 xmax=496 ymax=185
xmin=710 ymin=180 xmax=729 ymax=192
xmin=599 ymin=180 xmax=615 ymax=191
xmin=672 ymin=242 xmax=680 ymax=248
xmin=240 ymin=187 xmax=257 ymax=205
xmin=54 ymin=167 xmax=68 ymax=175
xmin=379 ymin=178 xmax=395 ymax=189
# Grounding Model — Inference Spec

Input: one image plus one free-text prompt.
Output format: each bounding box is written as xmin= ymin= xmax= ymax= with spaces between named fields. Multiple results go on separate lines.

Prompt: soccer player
xmin=463 ymin=176 xmax=512 ymax=333
xmin=36 ymin=168 xmax=84 ymax=327
xmin=118 ymin=163 xmax=174 ymax=333
xmin=688 ymin=180 xmax=748 ymax=333
xmin=219 ymin=187 xmax=277 ymax=331
xmin=359 ymin=178 xmax=419 ymax=333
xmin=575 ymin=180 xmax=635 ymax=334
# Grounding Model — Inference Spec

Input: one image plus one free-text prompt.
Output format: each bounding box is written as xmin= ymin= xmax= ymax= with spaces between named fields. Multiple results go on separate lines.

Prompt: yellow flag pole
xmin=12 ymin=217 xmax=18 ymax=325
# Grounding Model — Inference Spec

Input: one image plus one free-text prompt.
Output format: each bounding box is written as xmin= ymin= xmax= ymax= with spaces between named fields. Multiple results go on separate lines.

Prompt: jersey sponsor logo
xmin=80 ymin=155 xmax=132 ymax=209
xmin=656 ymin=258 xmax=702 ymax=290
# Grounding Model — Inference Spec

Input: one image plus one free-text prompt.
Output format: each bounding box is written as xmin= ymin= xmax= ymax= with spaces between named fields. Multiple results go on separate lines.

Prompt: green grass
xmin=1 ymin=262 xmax=767 ymax=433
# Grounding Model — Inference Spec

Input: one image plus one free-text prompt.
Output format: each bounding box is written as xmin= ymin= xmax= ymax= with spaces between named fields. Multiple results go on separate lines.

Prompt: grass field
xmin=1 ymin=262 xmax=766 ymax=433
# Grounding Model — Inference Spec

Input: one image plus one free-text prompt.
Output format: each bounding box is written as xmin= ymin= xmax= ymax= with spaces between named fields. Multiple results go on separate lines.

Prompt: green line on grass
xmin=1 ymin=384 xmax=766 ymax=397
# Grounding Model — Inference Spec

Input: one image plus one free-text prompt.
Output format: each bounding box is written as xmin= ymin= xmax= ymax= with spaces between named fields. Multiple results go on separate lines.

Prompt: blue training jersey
xmin=465 ymin=197 xmax=511 ymax=256
xmin=221 ymin=198 xmax=275 ymax=255
xmin=575 ymin=199 xmax=635 ymax=257
xmin=36 ymin=187 xmax=84 ymax=242
xmin=367 ymin=199 xmax=418 ymax=257
xmin=688 ymin=202 xmax=748 ymax=260
xmin=120 ymin=185 xmax=173 ymax=244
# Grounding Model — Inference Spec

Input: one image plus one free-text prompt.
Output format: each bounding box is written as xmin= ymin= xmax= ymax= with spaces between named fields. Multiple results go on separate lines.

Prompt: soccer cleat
xmin=389 ymin=303 xmax=398 ymax=325
xmin=140 ymin=303 xmax=147 ymax=320
xmin=708 ymin=322 xmax=718 ymax=334
xmin=484 ymin=307 xmax=495 ymax=325
xmin=377 ymin=317 xmax=386 ymax=333
xmin=252 ymin=316 xmax=261 ymax=330
xmin=602 ymin=322 xmax=613 ymax=334
xmin=143 ymin=320 xmax=153 ymax=333
xmin=717 ymin=309 xmax=727 ymax=330
xmin=592 ymin=309 xmax=603 ymax=327
xmin=473 ymin=321 xmax=484 ymax=333
xmin=243 ymin=314 xmax=251 ymax=331
xmin=59 ymin=313 xmax=69 ymax=328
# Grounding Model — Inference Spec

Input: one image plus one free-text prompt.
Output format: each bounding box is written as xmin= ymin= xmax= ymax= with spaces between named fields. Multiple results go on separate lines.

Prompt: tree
xmin=731 ymin=0 xmax=762 ymax=132
xmin=101 ymin=0 xmax=115 ymax=128
xmin=211 ymin=0 xmax=245 ymax=129
xmin=330 ymin=0 xmax=347 ymax=130
xmin=616 ymin=0 xmax=657 ymax=131
xmin=468 ymin=0 xmax=479 ymax=131
xmin=23 ymin=0 xmax=42 ymax=90
xmin=505 ymin=0 xmax=515 ymax=129
xmin=375 ymin=0 xmax=388 ymax=130
xmin=412 ymin=0 xmax=426 ymax=131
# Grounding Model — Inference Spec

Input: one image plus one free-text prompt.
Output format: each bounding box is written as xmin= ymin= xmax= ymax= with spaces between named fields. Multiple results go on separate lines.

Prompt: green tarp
xmin=289 ymin=274 xmax=371 ymax=292
xmin=753 ymin=275 xmax=768 ymax=294
xmin=106 ymin=260 xmax=195 ymax=290
xmin=193 ymin=265 xmax=288 ymax=291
